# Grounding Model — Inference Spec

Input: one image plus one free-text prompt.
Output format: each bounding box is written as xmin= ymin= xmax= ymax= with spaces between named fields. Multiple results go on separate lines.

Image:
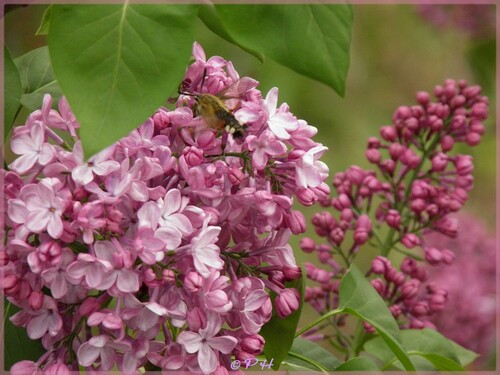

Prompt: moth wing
xmin=217 ymin=77 xmax=259 ymax=100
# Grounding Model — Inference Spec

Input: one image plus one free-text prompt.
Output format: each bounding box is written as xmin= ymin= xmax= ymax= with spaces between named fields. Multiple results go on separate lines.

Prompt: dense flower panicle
xmin=300 ymin=80 xmax=489 ymax=342
xmin=417 ymin=4 xmax=495 ymax=39
xmin=425 ymin=215 xmax=496 ymax=365
xmin=1 ymin=42 xmax=329 ymax=374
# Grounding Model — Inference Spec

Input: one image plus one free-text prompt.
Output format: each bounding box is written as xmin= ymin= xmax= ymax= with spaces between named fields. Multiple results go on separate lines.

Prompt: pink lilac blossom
xmin=1 ymin=42 xmax=328 ymax=373
xmin=300 ymin=79 xmax=489 ymax=352
xmin=425 ymin=214 xmax=496 ymax=367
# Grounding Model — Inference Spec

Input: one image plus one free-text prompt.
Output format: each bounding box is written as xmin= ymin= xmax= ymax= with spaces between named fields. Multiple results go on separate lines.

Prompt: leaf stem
xmin=295 ymin=308 xmax=343 ymax=338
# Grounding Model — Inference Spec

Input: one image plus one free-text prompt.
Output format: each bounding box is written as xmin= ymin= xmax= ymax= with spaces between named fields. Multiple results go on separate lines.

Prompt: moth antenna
xmin=200 ymin=67 xmax=208 ymax=92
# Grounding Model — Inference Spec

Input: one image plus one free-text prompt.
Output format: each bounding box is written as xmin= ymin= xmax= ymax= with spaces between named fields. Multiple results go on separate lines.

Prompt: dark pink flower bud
xmin=440 ymin=135 xmax=454 ymax=152
xmin=241 ymin=334 xmax=265 ymax=355
xmin=296 ymin=188 xmax=317 ymax=206
xmin=162 ymin=269 xmax=176 ymax=284
xmin=450 ymin=95 xmax=466 ymax=108
xmin=285 ymin=210 xmax=306 ymax=235
xmin=332 ymin=193 xmax=351 ymax=210
xmin=395 ymin=106 xmax=412 ymax=120
xmin=363 ymin=321 xmax=376 ymax=334
xmin=184 ymin=271 xmax=203 ymax=292
xmin=416 ymin=91 xmax=430 ymax=105
xmin=340 ymin=208 xmax=353 ymax=223
xmin=429 ymin=116 xmax=443 ymax=132
xmin=404 ymin=117 xmax=419 ymax=132
xmin=400 ymin=257 xmax=417 ymax=274
xmin=28 ymin=291 xmax=44 ymax=311
xmin=471 ymin=102 xmax=488 ymax=119
xmin=0 ymin=274 xmax=19 ymax=292
xmin=441 ymin=249 xmax=455 ymax=265
xmin=385 ymin=209 xmax=401 ymax=229
xmin=401 ymin=233 xmax=420 ymax=249
xmin=346 ymin=166 xmax=365 ymax=185
xmin=409 ymin=318 xmax=425 ymax=329
xmin=371 ymin=278 xmax=385 ymax=295
xmin=182 ymin=146 xmax=204 ymax=166
xmin=469 ymin=119 xmax=485 ymax=134
xmin=401 ymin=279 xmax=420 ymax=299
xmin=356 ymin=214 xmax=372 ymax=232
xmin=410 ymin=198 xmax=426 ymax=213
xmin=392 ymin=271 xmax=406 ymax=286
xmin=228 ymin=167 xmax=245 ymax=185
xmin=454 ymin=155 xmax=473 ymax=176
xmin=389 ymin=143 xmax=405 ymax=160
xmin=431 ymin=152 xmax=448 ymax=172
xmin=412 ymin=267 xmax=428 ymax=282
xmin=79 ymin=297 xmax=100 ymax=316
xmin=275 ymin=288 xmax=300 ymax=318
xmin=389 ymin=304 xmax=402 ymax=318
xmin=329 ymin=227 xmax=345 ymax=246
xmin=312 ymin=212 xmax=336 ymax=232
xmin=371 ymin=256 xmax=390 ymax=274
xmin=412 ymin=301 xmax=430 ymax=317
xmin=429 ymin=294 xmax=446 ymax=313
xmin=462 ymin=85 xmax=481 ymax=98
xmin=425 ymin=247 xmax=443 ymax=265
xmin=434 ymin=216 xmax=458 ymax=238
xmin=44 ymin=362 xmax=71 ymax=375
xmin=380 ymin=126 xmax=397 ymax=142
xmin=365 ymin=149 xmax=381 ymax=164
xmin=186 ymin=307 xmax=206 ymax=332
xmin=283 ymin=266 xmax=302 ymax=281
xmin=300 ymin=237 xmax=316 ymax=253
xmin=401 ymin=148 xmax=421 ymax=169
xmin=380 ymin=159 xmax=396 ymax=175
xmin=317 ymin=249 xmax=332 ymax=264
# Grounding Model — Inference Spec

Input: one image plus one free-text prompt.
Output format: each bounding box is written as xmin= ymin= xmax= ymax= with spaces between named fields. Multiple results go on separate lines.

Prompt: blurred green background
xmin=4 ymin=3 xmax=496 ymax=368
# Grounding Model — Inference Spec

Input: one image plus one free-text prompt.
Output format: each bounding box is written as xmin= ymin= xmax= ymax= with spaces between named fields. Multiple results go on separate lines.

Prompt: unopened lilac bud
xmin=371 ymin=256 xmax=390 ymax=274
xmin=283 ymin=266 xmax=302 ymax=281
xmin=401 ymin=233 xmax=420 ymax=249
xmin=44 ymin=362 xmax=71 ymax=375
xmin=366 ymin=149 xmax=381 ymax=164
xmin=416 ymin=91 xmax=430 ymax=105
xmin=380 ymin=126 xmax=397 ymax=142
xmin=182 ymin=146 xmax=204 ymax=166
xmin=184 ymin=271 xmax=203 ymax=292
xmin=0 ymin=274 xmax=19 ymax=292
xmin=340 ymin=208 xmax=353 ymax=223
xmin=363 ymin=321 xmax=376 ymax=334
xmin=401 ymin=148 xmax=421 ymax=169
xmin=440 ymin=135 xmax=454 ymax=152
xmin=329 ymin=227 xmax=345 ymax=246
xmin=469 ymin=119 xmax=485 ymax=134
xmin=332 ymin=193 xmax=351 ymax=210
xmin=370 ymin=278 xmax=385 ymax=295
xmin=401 ymin=279 xmax=420 ymax=299
xmin=462 ymin=85 xmax=481 ymax=98
xmin=425 ymin=247 xmax=443 ymax=265
xmin=392 ymin=271 xmax=406 ymax=286
xmin=410 ymin=198 xmax=426 ymax=213
xmin=380 ymin=159 xmax=396 ymax=175
xmin=385 ymin=209 xmax=401 ymax=229
xmin=367 ymin=137 xmax=381 ymax=148
xmin=300 ymin=237 xmax=316 ymax=253
xmin=472 ymin=102 xmax=488 ymax=119
xmin=28 ymin=291 xmax=44 ymax=311
xmin=275 ymin=288 xmax=300 ymax=318
xmin=296 ymin=188 xmax=317 ymax=206
xmin=228 ymin=167 xmax=245 ymax=185
xmin=431 ymin=152 xmax=448 ymax=172
xmin=389 ymin=143 xmax=405 ymax=160
xmin=312 ymin=212 xmax=335 ymax=233
xmin=441 ymin=249 xmax=455 ymax=265
xmin=186 ymin=307 xmax=206 ymax=332
xmin=285 ymin=210 xmax=306 ymax=234
xmin=79 ymin=297 xmax=100 ymax=316
xmin=317 ymin=249 xmax=332 ymax=264
xmin=400 ymin=257 xmax=417 ymax=274
xmin=429 ymin=116 xmax=443 ymax=132
xmin=412 ymin=301 xmax=430 ymax=317
xmin=410 ymin=318 xmax=425 ymax=329
xmin=346 ymin=166 xmax=365 ymax=185
xmin=412 ymin=267 xmax=428 ymax=282
xmin=162 ymin=269 xmax=176 ymax=284
xmin=429 ymin=294 xmax=446 ymax=313
xmin=241 ymin=334 xmax=265 ymax=355
xmin=395 ymin=105 xmax=412 ymax=120
xmin=0 ymin=251 xmax=8 ymax=267
xmin=454 ymin=155 xmax=473 ymax=176
xmin=389 ymin=304 xmax=402 ymax=318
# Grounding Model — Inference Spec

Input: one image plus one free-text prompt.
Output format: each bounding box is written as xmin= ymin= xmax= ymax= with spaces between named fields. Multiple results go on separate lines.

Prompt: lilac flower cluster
xmin=417 ymin=4 xmax=495 ymax=39
xmin=301 ymin=79 xmax=488 ymax=337
xmin=1 ymin=42 xmax=330 ymax=374
xmin=426 ymin=215 xmax=496 ymax=366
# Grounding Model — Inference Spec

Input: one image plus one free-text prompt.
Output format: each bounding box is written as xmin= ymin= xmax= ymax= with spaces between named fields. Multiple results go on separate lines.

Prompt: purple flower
xmin=178 ymin=314 xmax=237 ymax=374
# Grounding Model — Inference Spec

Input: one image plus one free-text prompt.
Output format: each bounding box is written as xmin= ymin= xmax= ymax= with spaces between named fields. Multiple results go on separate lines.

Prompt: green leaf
xmin=338 ymin=264 xmax=415 ymax=371
xmin=3 ymin=300 xmax=45 ymax=370
xmin=198 ymin=5 xmax=264 ymax=64
xmin=48 ymin=4 xmax=198 ymax=159
xmin=4 ymin=46 xmax=23 ymax=138
xmin=364 ymin=328 xmax=474 ymax=371
xmin=261 ymin=265 xmax=305 ymax=370
xmin=215 ymin=4 xmax=352 ymax=96
xmin=284 ymin=338 xmax=340 ymax=372
xmin=334 ymin=357 xmax=380 ymax=371
xmin=36 ymin=5 xmax=52 ymax=35
xmin=14 ymin=46 xmax=63 ymax=111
